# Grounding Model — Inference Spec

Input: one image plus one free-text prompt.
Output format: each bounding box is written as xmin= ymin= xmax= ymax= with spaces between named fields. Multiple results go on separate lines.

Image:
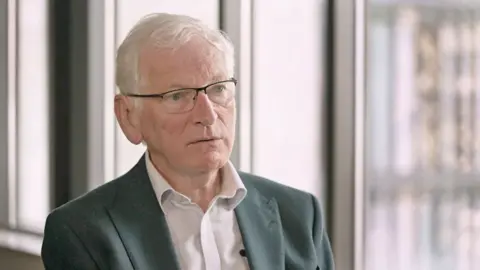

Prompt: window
xmin=250 ymin=0 xmax=326 ymax=198
xmin=365 ymin=1 xmax=480 ymax=269
xmin=16 ymin=0 xmax=50 ymax=233
xmin=0 ymin=0 xmax=49 ymax=255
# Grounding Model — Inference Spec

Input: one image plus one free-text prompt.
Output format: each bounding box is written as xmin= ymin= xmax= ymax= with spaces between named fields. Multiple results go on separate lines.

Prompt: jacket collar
xmin=106 ymin=155 xmax=284 ymax=270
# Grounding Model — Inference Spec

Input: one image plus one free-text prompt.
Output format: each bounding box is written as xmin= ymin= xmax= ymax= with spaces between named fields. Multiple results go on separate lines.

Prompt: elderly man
xmin=41 ymin=13 xmax=334 ymax=270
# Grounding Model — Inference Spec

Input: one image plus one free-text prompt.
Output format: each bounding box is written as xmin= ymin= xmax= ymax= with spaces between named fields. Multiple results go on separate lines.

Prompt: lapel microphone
xmin=239 ymin=249 xmax=247 ymax=257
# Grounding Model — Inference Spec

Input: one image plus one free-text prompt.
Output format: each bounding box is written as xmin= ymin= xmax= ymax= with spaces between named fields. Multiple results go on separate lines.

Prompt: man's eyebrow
xmin=210 ymin=74 xmax=227 ymax=82
xmin=167 ymin=76 xmax=228 ymax=90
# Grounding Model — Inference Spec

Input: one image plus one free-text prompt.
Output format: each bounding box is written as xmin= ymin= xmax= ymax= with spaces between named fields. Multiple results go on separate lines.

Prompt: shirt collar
xmin=145 ymin=151 xmax=247 ymax=211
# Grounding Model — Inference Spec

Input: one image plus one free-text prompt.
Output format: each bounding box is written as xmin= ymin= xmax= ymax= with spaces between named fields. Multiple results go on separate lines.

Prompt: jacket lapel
xmin=106 ymin=156 xmax=180 ymax=270
xmin=235 ymin=178 xmax=285 ymax=270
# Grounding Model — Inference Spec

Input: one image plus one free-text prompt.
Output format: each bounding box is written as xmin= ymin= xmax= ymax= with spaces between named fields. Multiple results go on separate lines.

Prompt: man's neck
xmin=149 ymin=153 xmax=222 ymax=212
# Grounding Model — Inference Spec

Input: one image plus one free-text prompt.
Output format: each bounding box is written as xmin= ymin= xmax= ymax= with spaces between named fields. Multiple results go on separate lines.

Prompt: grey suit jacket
xmin=41 ymin=155 xmax=335 ymax=270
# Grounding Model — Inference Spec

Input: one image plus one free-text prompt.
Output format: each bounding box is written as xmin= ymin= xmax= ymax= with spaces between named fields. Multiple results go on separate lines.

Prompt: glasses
xmin=125 ymin=78 xmax=237 ymax=113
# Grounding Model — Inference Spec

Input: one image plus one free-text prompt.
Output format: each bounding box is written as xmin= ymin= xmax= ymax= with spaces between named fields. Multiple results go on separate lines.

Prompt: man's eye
xmin=213 ymin=85 xmax=226 ymax=92
xmin=171 ymin=93 xmax=182 ymax=101
xmin=164 ymin=91 xmax=189 ymax=101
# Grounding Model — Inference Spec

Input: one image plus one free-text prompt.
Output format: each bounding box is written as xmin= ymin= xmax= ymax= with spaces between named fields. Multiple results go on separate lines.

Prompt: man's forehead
xmin=143 ymin=50 xmax=227 ymax=85
xmin=143 ymin=37 xmax=221 ymax=62
xmin=150 ymin=49 xmax=224 ymax=73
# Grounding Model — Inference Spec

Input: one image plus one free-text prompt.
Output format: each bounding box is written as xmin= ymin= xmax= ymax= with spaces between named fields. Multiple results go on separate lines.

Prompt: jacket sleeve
xmin=41 ymin=212 xmax=100 ymax=270
xmin=311 ymin=194 xmax=335 ymax=270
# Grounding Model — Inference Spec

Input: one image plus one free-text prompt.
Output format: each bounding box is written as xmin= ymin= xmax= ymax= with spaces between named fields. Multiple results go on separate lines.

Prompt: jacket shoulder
xmin=48 ymin=174 xmax=128 ymax=223
xmin=238 ymin=171 xmax=317 ymax=207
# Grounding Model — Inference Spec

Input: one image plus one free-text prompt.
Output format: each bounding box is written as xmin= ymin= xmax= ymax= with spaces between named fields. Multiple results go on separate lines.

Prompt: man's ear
xmin=114 ymin=95 xmax=143 ymax=145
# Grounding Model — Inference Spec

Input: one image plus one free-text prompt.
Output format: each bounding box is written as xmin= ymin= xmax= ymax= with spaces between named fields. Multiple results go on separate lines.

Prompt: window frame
xmin=326 ymin=0 xmax=366 ymax=269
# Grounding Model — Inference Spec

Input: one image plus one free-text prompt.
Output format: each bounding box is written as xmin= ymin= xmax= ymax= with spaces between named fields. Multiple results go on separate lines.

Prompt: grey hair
xmin=116 ymin=13 xmax=235 ymax=95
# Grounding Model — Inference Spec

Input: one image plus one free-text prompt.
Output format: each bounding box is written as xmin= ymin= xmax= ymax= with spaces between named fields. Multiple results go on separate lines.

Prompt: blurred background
xmin=0 ymin=0 xmax=480 ymax=269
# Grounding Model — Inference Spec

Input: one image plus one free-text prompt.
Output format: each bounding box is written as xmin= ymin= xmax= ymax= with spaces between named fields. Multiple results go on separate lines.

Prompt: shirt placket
xmin=200 ymin=203 xmax=222 ymax=270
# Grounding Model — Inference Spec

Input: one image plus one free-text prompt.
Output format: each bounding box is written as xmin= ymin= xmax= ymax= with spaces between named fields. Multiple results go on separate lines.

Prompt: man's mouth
xmin=190 ymin=137 xmax=221 ymax=144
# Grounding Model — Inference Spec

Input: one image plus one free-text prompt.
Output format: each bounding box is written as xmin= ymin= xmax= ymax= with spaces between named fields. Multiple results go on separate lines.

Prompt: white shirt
xmin=145 ymin=153 xmax=250 ymax=270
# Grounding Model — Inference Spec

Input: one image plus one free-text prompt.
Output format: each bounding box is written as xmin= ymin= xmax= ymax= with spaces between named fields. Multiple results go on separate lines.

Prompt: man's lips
xmin=189 ymin=137 xmax=221 ymax=144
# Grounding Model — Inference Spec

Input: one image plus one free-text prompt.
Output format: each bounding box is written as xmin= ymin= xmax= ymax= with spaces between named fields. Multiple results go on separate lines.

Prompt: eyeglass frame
xmin=123 ymin=77 xmax=237 ymax=102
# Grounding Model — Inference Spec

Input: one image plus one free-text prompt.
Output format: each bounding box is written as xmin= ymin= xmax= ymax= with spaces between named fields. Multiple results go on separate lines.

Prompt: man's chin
xmin=190 ymin=153 xmax=227 ymax=171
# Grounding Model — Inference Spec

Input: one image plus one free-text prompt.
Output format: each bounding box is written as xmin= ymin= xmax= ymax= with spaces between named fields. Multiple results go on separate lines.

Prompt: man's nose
xmin=192 ymin=92 xmax=217 ymax=126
